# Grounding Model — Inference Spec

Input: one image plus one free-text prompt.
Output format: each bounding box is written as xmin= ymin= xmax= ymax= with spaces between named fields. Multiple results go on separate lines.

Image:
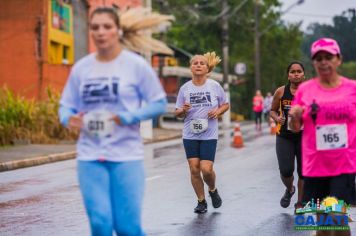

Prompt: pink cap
xmin=311 ymin=38 xmax=341 ymax=58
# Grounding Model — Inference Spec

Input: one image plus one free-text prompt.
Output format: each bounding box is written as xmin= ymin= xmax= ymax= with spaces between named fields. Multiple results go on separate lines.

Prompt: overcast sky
xmin=280 ymin=0 xmax=356 ymax=31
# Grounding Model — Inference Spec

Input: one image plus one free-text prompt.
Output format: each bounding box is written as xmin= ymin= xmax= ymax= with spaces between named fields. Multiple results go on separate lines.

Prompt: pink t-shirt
xmin=293 ymin=77 xmax=356 ymax=177
xmin=253 ymin=96 xmax=264 ymax=112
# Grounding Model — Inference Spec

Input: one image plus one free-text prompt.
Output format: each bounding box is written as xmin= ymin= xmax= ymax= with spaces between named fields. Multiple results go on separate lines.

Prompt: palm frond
xmin=120 ymin=7 xmax=175 ymax=55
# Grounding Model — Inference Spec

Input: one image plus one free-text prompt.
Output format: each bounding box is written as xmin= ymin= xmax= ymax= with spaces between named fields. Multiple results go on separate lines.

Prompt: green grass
xmin=0 ymin=86 xmax=78 ymax=146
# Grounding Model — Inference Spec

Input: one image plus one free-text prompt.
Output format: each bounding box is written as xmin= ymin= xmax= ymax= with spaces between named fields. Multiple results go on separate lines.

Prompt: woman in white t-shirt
xmin=59 ymin=7 xmax=166 ymax=236
xmin=175 ymin=52 xmax=229 ymax=213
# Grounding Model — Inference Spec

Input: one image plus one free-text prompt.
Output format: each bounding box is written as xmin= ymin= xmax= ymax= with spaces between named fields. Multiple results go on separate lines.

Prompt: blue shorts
xmin=183 ymin=139 xmax=217 ymax=162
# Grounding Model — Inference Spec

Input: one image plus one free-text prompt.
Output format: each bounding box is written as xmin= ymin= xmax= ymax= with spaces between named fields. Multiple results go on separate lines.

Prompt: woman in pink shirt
xmin=252 ymin=90 xmax=264 ymax=131
xmin=289 ymin=38 xmax=356 ymax=236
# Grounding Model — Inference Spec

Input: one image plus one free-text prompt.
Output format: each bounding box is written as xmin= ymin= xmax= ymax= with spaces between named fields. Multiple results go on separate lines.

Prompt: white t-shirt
xmin=60 ymin=49 xmax=166 ymax=162
xmin=263 ymin=96 xmax=273 ymax=113
xmin=176 ymin=79 xmax=227 ymax=140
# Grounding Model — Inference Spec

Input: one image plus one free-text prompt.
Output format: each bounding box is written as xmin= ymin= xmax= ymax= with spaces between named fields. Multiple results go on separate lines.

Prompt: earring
xmin=118 ymin=29 xmax=123 ymax=38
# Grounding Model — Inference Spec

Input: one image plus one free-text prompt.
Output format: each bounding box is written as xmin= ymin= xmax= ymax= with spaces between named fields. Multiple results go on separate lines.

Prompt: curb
xmin=143 ymin=133 xmax=182 ymax=144
xmin=0 ymin=151 xmax=77 ymax=172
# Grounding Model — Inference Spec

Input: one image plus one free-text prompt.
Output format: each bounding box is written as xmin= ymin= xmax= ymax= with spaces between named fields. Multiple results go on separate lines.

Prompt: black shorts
xmin=303 ymin=174 xmax=355 ymax=204
xmin=276 ymin=135 xmax=302 ymax=178
xmin=183 ymin=139 xmax=217 ymax=162
xmin=254 ymin=111 xmax=262 ymax=121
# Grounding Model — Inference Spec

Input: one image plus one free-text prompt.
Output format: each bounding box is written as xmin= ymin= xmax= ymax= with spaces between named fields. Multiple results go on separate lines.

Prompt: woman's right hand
xmin=182 ymin=103 xmax=191 ymax=113
xmin=288 ymin=105 xmax=304 ymax=132
xmin=289 ymin=105 xmax=303 ymax=121
xmin=68 ymin=114 xmax=83 ymax=131
xmin=175 ymin=103 xmax=191 ymax=118
xmin=277 ymin=116 xmax=286 ymax=125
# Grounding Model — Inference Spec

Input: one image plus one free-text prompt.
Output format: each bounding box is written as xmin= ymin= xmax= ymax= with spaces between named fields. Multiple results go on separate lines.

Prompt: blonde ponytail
xmin=203 ymin=52 xmax=221 ymax=72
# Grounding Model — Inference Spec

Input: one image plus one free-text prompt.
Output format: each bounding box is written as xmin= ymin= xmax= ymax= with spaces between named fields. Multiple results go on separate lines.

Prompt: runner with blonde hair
xmin=176 ymin=52 xmax=229 ymax=213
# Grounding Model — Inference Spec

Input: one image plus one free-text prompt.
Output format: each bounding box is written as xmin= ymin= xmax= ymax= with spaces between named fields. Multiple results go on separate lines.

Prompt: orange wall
xmin=87 ymin=0 xmax=142 ymax=53
xmin=42 ymin=64 xmax=72 ymax=94
xmin=0 ymin=0 xmax=46 ymax=98
xmin=0 ymin=0 xmax=145 ymax=99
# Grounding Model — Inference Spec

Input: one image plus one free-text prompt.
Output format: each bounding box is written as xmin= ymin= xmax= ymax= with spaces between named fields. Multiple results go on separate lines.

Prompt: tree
xmin=300 ymin=8 xmax=356 ymax=80
xmin=302 ymin=8 xmax=356 ymax=62
xmin=153 ymin=0 xmax=304 ymax=117
xmin=340 ymin=62 xmax=356 ymax=79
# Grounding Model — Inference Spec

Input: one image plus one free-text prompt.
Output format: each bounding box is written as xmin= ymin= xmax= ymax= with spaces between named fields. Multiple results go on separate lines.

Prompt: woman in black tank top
xmin=278 ymin=82 xmax=302 ymax=139
xmin=270 ymin=61 xmax=305 ymax=212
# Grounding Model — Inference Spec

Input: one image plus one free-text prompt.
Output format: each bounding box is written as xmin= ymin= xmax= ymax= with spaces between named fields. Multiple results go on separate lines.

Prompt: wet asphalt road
xmin=0 ymin=123 xmax=355 ymax=236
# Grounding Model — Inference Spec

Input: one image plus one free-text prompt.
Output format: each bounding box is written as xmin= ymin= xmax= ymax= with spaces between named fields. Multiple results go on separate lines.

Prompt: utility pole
xmin=254 ymin=0 xmax=304 ymax=91
xmin=221 ymin=0 xmax=231 ymax=128
xmin=254 ymin=0 xmax=261 ymax=91
xmin=140 ymin=0 xmax=153 ymax=139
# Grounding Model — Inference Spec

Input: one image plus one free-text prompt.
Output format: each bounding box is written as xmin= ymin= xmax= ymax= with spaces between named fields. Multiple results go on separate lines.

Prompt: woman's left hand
xmin=111 ymin=115 xmax=122 ymax=125
xmin=208 ymin=108 xmax=220 ymax=119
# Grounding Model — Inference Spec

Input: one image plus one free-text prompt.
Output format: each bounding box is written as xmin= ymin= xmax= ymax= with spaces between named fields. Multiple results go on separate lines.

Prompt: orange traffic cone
xmin=231 ymin=123 xmax=244 ymax=148
xmin=270 ymin=118 xmax=277 ymax=135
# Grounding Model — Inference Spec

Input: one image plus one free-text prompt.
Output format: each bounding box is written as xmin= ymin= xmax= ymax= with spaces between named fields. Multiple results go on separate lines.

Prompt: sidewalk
xmin=0 ymin=122 xmax=252 ymax=172
xmin=0 ymin=128 xmax=182 ymax=172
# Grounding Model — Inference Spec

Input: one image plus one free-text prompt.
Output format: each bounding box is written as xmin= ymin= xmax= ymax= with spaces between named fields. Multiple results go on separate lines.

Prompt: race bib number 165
xmin=316 ymin=124 xmax=348 ymax=150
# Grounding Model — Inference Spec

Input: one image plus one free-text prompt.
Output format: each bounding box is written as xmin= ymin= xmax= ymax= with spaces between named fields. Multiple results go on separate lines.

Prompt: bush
xmin=340 ymin=62 xmax=356 ymax=79
xmin=0 ymin=87 xmax=78 ymax=146
xmin=231 ymin=112 xmax=245 ymax=122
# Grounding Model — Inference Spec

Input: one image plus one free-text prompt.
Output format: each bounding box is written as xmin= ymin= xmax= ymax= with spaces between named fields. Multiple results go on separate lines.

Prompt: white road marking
xmin=145 ymin=175 xmax=163 ymax=181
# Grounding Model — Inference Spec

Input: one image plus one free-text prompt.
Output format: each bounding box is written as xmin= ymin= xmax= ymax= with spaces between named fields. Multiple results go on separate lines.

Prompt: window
xmin=49 ymin=41 xmax=61 ymax=64
xmin=62 ymin=46 xmax=69 ymax=64
xmin=49 ymin=41 xmax=72 ymax=65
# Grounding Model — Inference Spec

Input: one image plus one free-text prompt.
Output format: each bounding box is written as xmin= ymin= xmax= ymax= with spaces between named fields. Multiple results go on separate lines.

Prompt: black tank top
xmin=277 ymin=83 xmax=301 ymax=139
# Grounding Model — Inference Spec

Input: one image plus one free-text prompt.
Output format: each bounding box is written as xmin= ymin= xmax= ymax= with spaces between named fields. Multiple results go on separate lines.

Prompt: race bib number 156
xmin=190 ymin=119 xmax=208 ymax=134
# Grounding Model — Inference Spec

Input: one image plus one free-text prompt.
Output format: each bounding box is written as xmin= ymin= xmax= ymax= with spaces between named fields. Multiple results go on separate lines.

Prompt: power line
xmin=287 ymin=11 xmax=333 ymax=18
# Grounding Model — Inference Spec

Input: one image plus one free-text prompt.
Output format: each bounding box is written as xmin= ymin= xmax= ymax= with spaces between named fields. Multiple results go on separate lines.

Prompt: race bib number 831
xmin=316 ymin=124 xmax=348 ymax=150
xmin=88 ymin=120 xmax=104 ymax=132
xmin=83 ymin=110 xmax=116 ymax=139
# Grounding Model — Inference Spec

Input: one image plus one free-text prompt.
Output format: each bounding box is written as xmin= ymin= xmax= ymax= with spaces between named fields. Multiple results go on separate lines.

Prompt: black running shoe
xmin=209 ymin=188 xmax=222 ymax=208
xmin=280 ymin=186 xmax=295 ymax=208
xmin=194 ymin=199 xmax=208 ymax=213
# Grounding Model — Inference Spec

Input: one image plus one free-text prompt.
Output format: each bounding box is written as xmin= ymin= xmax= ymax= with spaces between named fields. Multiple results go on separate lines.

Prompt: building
xmin=0 ymin=0 xmax=142 ymax=99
